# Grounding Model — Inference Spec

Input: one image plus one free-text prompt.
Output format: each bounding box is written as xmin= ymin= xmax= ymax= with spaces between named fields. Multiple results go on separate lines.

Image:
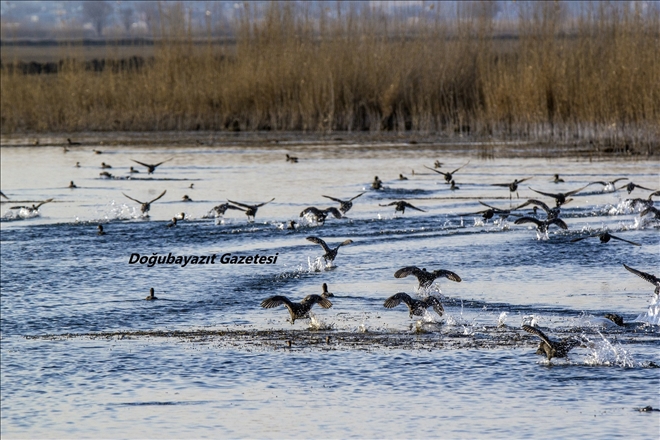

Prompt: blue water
xmin=1 ymin=137 xmax=659 ymax=438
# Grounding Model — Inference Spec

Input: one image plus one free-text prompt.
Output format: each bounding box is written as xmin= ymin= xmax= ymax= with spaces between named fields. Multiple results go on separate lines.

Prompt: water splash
xmin=309 ymin=315 xmax=334 ymax=330
xmin=583 ymin=331 xmax=636 ymax=368
xmin=307 ymin=256 xmax=330 ymax=272
xmin=497 ymin=312 xmax=508 ymax=328
xmin=634 ymin=294 xmax=660 ymax=326
xmin=521 ymin=315 xmax=539 ymax=327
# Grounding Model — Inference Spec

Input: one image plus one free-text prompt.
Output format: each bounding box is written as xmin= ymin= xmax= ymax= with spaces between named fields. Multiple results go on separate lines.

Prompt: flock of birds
xmin=3 ymin=147 xmax=659 ymax=363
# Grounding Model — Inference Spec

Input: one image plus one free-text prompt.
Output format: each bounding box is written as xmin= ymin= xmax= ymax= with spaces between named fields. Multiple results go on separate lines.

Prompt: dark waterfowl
xmin=321 ymin=283 xmax=334 ymax=298
xmin=131 ymin=158 xmax=173 ymax=174
xmin=227 ymin=198 xmax=275 ymax=221
xmin=182 ymin=195 xmax=192 ymax=202
xmin=189 ymin=183 xmax=194 ymax=189
xmin=208 ymin=203 xmax=245 ymax=217
xmin=640 ymin=206 xmax=660 ymax=219
xmin=260 ymin=294 xmax=332 ymax=324
xmin=122 ymin=190 xmax=167 ymax=214
xmin=399 ymin=174 xmax=408 ymax=180
xmin=623 ymin=264 xmax=660 ymax=295
xmin=300 ymin=206 xmax=343 ymax=224
xmin=514 ymin=199 xmax=562 ymax=221
xmin=552 ymin=174 xmax=564 ymax=183
xmin=588 ymin=177 xmax=628 ymax=191
xmin=424 ymin=161 xmax=470 ymax=183
xmin=321 ymin=192 xmax=365 ymax=214
xmin=145 ymin=288 xmax=158 ymax=301
xmin=475 ymin=201 xmax=519 ymax=221
xmin=514 ymin=216 xmax=568 ymax=233
xmin=75 ymin=162 xmax=81 ymax=168
xmin=383 ymin=292 xmax=444 ymax=318
xmin=167 ymin=217 xmax=178 ymax=228
xmin=286 ymin=154 xmax=299 ymax=163
xmin=490 ymin=177 xmax=532 ymax=199
xmin=522 ymin=325 xmax=580 ymax=361
xmin=68 ymin=181 xmax=77 ymax=188
xmin=571 ymin=231 xmax=641 ymax=246
xmin=379 ymin=200 xmax=426 ymax=214
xmin=433 ymin=160 xmax=443 ymax=169
xmin=306 ymin=236 xmax=353 ymax=263
xmin=67 ymin=138 xmax=81 ymax=146
xmin=529 ymin=185 xmax=588 ymax=207
xmin=286 ymin=220 xmax=297 ymax=230
xmin=604 ymin=313 xmax=625 ymax=327
xmin=92 ymin=149 xmax=103 ymax=154
xmin=372 ymin=176 xmax=383 ymax=190
xmin=101 ymin=162 xmax=112 ymax=169
xmin=620 ymin=181 xmax=656 ymax=194
xmin=10 ymin=198 xmax=54 ymax=213
xmin=449 ymin=180 xmax=459 ymax=191
xmin=99 ymin=171 xmax=114 ymax=178
xmin=128 ymin=166 xmax=140 ymax=174
xmin=97 ymin=225 xmax=106 ymax=235
xmin=627 ymin=190 xmax=659 ymax=210
xmin=394 ymin=266 xmax=462 ymax=289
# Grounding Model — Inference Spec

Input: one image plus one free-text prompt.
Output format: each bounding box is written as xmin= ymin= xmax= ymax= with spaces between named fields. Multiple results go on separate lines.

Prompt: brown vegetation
xmin=1 ymin=2 xmax=659 ymax=149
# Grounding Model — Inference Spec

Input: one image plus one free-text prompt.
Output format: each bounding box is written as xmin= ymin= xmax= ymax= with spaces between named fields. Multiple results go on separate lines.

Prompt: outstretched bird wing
xmin=450 ymin=161 xmax=470 ymax=174
xmin=433 ymin=270 xmax=462 ymax=282
xmin=549 ymin=218 xmax=568 ymax=230
xmin=325 ymin=207 xmax=343 ymax=219
xmin=131 ymin=159 xmax=151 ymax=168
xmin=147 ymin=190 xmax=167 ymax=204
xmin=514 ymin=217 xmax=543 ymax=227
xmin=302 ymin=294 xmax=333 ymax=309
xmin=608 ymin=234 xmax=641 ymax=246
xmin=423 ymin=165 xmax=449 ymax=178
xmin=35 ymin=198 xmax=55 ymax=209
xmin=528 ymin=188 xmax=559 ymax=200
xmin=338 ymin=239 xmax=353 ymax=248
xmin=153 ymin=158 xmax=173 ymax=168
xmin=306 ymin=236 xmax=331 ymax=253
xmin=424 ymin=296 xmax=445 ymax=315
xmin=564 ymin=185 xmax=589 ymax=197
xmin=402 ymin=202 xmax=426 ymax=212
xmin=349 ymin=192 xmax=366 ymax=202
xmin=623 ymin=264 xmax=660 ymax=290
xmin=260 ymin=295 xmax=294 ymax=309
xmin=522 ymin=325 xmax=553 ymax=347
xmin=321 ymin=195 xmax=343 ymax=203
xmin=514 ymin=199 xmax=551 ymax=214
xmin=255 ymin=198 xmax=275 ymax=208
xmin=227 ymin=199 xmax=251 ymax=209
xmin=122 ymin=193 xmax=144 ymax=204
xmin=383 ymin=292 xmax=414 ymax=309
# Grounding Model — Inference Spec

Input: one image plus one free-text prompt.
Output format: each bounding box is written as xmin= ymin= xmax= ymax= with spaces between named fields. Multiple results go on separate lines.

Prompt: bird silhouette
xmin=394 ymin=266 xmax=462 ymax=289
xmin=122 ymin=190 xmax=167 ymax=214
xmin=306 ymin=236 xmax=353 ymax=263
xmin=424 ymin=161 xmax=470 ymax=183
xmin=321 ymin=192 xmax=365 ymax=214
xmin=379 ymin=200 xmax=426 ymax=214
xmin=131 ymin=158 xmax=173 ymax=174
xmin=529 ymin=185 xmax=588 ymax=207
xmin=623 ymin=264 xmax=659 ymax=295
xmin=260 ymin=294 xmax=332 ymax=324
xmin=571 ymin=231 xmax=641 ymax=246
xmin=490 ymin=177 xmax=533 ymax=199
xmin=383 ymin=292 xmax=444 ymax=318
xmin=227 ymin=198 xmax=275 ymax=221
xmin=522 ymin=325 xmax=580 ymax=361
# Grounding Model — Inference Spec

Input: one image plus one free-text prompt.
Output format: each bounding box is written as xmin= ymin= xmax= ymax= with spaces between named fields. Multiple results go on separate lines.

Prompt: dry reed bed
xmin=1 ymin=2 xmax=659 ymax=149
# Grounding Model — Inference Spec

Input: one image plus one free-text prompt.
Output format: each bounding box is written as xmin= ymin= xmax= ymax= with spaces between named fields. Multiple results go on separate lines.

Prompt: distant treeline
xmin=1 ymin=2 xmax=659 ymax=151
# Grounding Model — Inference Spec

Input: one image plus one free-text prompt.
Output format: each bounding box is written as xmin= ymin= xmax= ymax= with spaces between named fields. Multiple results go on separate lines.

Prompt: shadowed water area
xmin=1 ymin=134 xmax=659 ymax=438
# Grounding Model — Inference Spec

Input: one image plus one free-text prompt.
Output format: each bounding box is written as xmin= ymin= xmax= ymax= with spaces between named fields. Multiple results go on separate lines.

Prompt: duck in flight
xmin=122 ymin=190 xmax=167 ymax=214
xmin=300 ymin=206 xmax=343 ymax=224
xmin=571 ymin=231 xmax=641 ymax=246
xmin=10 ymin=198 xmax=54 ymax=214
xmin=207 ymin=203 xmax=245 ymax=217
xmin=514 ymin=216 xmax=568 ymax=233
xmin=529 ymin=185 xmax=588 ymax=207
xmin=619 ymin=181 xmax=656 ymax=194
xmin=321 ymin=192 xmax=365 ymax=214
xmin=306 ymin=236 xmax=353 ymax=263
xmin=474 ymin=201 xmax=519 ymax=221
xmin=260 ymin=294 xmax=332 ymax=324
xmin=394 ymin=266 xmax=462 ymax=289
xmin=145 ymin=288 xmax=158 ymax=301
xmin=383 ymin=292 xmax=444 ymax=318
xmin=227 ymin=198 xmax=274 ymax=221
xmin=514 ymin=199 xmax=562 ymax=221
xmin=623 ymin=264 xmax=659 ymax=295
xmin=588 ymin=177 xmax=628 ymax=192
xmin=379 ymin=200 xmax=426 ymax=215
xmin=131 ymin=158 xmax=173 ymax=174
xmin=522 ymin=325 xmax=581 ymax=361
xmin=491 ymin=177 xmax=532 ymax=199
xmin=424 ymin=161 xmax=470 ymax=183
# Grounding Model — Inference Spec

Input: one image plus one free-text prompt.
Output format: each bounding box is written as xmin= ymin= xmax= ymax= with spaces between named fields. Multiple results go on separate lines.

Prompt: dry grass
xmin=2 ymin=2 xmax=659 ymax=149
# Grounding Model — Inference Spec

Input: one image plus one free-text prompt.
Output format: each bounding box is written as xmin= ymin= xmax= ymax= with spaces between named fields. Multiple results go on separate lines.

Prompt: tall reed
xmin=2 ymin=1 xmax=659 ymax=148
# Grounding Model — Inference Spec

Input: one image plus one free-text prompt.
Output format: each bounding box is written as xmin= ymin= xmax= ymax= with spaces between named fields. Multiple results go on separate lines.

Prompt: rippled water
xmin=1 ymin=137 xmax=659 ymax=438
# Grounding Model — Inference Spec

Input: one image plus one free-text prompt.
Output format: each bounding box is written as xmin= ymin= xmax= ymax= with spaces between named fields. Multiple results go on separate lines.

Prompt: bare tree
xmin=82 ymin=1 xmax=113 ymax=37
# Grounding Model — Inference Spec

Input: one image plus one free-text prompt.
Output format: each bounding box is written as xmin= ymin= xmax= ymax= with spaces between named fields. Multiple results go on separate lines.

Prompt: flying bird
xmin=522 ymin=325 xmax=581 ymax=361
xmin=490 ymin=177 xmax=532 ymax=199
xmin=514 ymin=216 xmax=568 ymax=233
xmin=379 ymin=200 xmax=426 ymax=215
xmin=300 ymin=207 xmax=343 ymax=224
xmin=394 ymin=266 xmax=462 ymax=289
xmin=383 ymin=292 xmax=444 ymax=318
xmin=207 ymin=203 xmax=245 ymax=217
xmin=122 ymin=190 xmax=167 ymax=214
xmin=10 ymin=198 xmax=54 ymax=213
xmin=260 ymin=294 xmax=332 ymax=324
xmin=529 ymin=185 xmax=589 ymax=207
xmin=131 ymin=158 xmax=173 ymax=174
xmin=424 ymin=161 xmax=470 ymax=183
xmin=623 ymin=264 xmax=660 ymax=295
xmin=619 ymin=181 xmax=656 ymax=194
xmin=571 ymin=231 xmax=641 ymax=246
xmin=306 ymin=236 xmax=353 ymax=263
xmin=227 ymin=198 xmax=275 ymax=221
xmin=321 ymin=192 xmax=365 ymax=214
